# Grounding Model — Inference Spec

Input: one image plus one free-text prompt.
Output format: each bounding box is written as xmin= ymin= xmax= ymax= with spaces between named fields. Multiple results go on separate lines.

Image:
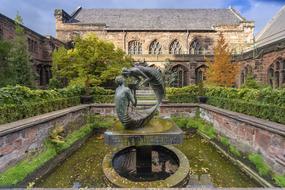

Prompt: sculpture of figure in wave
xmin=115 ymin=64 xmax=165 ymax=129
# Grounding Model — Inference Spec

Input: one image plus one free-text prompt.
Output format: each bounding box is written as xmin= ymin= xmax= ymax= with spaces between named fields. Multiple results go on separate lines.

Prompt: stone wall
xmin=234 ymin=38 xmax=285 ymax=87
xmin=199 ymin=104 xmax=285 ymax=175
xmin=0 ymin=13 xmax=64 ymax=86
xmin=1 ymin=103 xmax=284 ymax=175
xmin=0 ymin=105 xmax=89 ymax=172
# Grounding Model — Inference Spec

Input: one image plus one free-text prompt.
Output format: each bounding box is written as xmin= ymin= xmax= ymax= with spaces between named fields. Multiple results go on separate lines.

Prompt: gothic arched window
xmin=171 ymin=65 xmax=188 ymax=87
xmin=268 ymin=59 xmax=285 ymax=88
xmin=149 ymin=40 xmax=162 ymax=55
xmin=190 ymin=39 xmax=203 ymax=55
xmin=169 ymin=40 xmax=182 ymax=55
xmin=128 ymin=40 xmax=142 ymax=55
xmin=240 ymin=65 xmax=253 ymax=85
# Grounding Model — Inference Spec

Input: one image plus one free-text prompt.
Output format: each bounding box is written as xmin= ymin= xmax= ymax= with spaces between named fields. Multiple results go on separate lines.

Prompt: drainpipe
xmin=123 ymin=30 xmax=127 ymax=52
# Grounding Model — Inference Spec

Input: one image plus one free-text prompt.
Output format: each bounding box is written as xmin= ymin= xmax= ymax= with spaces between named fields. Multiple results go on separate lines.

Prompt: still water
xmin=35 ymin=133 xmax=261 ymax=188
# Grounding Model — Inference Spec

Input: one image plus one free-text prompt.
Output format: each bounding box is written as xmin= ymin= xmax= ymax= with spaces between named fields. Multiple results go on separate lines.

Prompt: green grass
xmin=171 ymin=116 xmax=216 ymax=139
xmin=273 ymin=175 xmax=285 ymax=187
xmin=171 ymin=116 xmax=189 ymax=128
xmin=0 ymin=123 xmax=95 ymax=187
xmin=186 ymin=118 xmax=201 ymax=129
xmin=87 ymin=115 xmax=116 ymax=129
xmin=198 ymin=123 xmax=216 ymax=139
xmin=248 ymin=153 xmax=271 ymax=177
xmin=0 ymin=141 xmax=57 ymax=187
xmin=220 ymin=136 xmax=230 ymax=147
xmin=229 ymin=145 xmax=241 ymax=157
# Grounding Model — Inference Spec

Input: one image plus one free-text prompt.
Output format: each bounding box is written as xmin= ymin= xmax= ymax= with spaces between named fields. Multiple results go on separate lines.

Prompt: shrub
xmin=248 ymin=153 xmax=271 ymax=176
xmin=0 ymin=85 xmax=115 ymax=124
xmin=220 ymin=136 xmax=230 ymax=147
xmin=87 ymin=115 xmax=116 ymax=129
xmin=166 ymin=85 xmax=285 ymax=124
xmin=0 ymin=97 xmax=80 ymax=124
xmin=273 ymin=175 xmax=285 ymax=187
xmin=229 ymin=145 xmax=241 ymax=157
xmin=186 ymin=118 xmax=201 ymax=129
xmin=198 ymin=123 xmax=216 ymax=139
xmin=166 ymin=85 xmax=199 ymax=103
xmin=171 ymin=116 xmax=189 ymax=128
xmin=207 ymin=97 xmax=285 ymax=124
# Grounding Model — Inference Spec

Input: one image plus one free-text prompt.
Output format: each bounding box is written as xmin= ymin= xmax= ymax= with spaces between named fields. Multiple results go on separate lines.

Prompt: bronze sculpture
xmin=115 ymin=64 xmax=165 ymax=129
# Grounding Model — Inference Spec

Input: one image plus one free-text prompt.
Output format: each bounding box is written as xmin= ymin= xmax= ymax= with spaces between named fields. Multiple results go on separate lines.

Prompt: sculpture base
xmin=104 ymin=118 xmax=184 ymax=147
xmin=103 ymin=145 xmax=189 ymax=188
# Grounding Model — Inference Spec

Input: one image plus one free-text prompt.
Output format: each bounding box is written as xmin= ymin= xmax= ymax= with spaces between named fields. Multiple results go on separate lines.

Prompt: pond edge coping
xmin=198 ymin=131 xmax=274 ymax=188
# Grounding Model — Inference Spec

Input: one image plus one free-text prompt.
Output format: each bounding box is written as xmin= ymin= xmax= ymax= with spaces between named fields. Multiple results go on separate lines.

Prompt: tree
xmin=163 ymin=60 xmax=177 ymax=87
xmin=51 ymin=34 xmax=132 ymax=91
xmin=0 ymin=39 xmax=13 ymax=87
xmin=205 ymin=33 xmax=239 ymax=87
xmin=9 ymin=12 xmax=34 ymax=87
xmin=0 ymin=12 xmax=34 ymax=88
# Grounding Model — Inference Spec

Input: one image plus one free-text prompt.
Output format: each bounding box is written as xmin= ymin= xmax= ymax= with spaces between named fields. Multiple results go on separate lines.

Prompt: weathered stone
xmin=105 ymin=118 xmax=184 ymax=147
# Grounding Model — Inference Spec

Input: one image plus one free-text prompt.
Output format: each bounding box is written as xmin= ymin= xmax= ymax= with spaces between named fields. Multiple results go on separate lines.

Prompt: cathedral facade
xmin=54 ymin=7 xmax=254 ymax=87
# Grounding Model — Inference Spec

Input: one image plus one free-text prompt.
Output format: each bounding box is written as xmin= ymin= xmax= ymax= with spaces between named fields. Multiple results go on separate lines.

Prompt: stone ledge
xmin=199 ymin=104 xmax=285 ymax=137
xmin=160 ymin=103 xmax=198 ymax=108
xmin=0 ymin=105 xmax=89 ymax=137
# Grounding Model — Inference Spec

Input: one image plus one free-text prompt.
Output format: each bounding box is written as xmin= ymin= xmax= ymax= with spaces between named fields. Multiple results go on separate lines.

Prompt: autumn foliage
xmin=205 ymin=33 xmax=239 ymax=87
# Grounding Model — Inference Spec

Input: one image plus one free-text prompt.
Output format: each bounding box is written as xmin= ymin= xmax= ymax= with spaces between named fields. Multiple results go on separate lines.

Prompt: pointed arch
xmin=128 ymin=40 xmax=142 ymax=55
xmin=169 ymin=40 xmax=182 ymax=55
xmin=149 ymin=40 xmax=162 ymax=55
xmin=189 ymin=38 xmax=203 ymax=55
xmin=268 ymin=58 xmax=285 ymax=88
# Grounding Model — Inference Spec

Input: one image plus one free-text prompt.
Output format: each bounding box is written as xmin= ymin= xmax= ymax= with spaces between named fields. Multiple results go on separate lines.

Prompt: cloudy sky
xmin=0 ymin=0 xmax=284 ymax=37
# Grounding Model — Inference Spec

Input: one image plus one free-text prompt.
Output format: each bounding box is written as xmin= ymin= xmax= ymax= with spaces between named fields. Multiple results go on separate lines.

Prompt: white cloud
xmin=240 ymin=1 xmax=283 ymax=34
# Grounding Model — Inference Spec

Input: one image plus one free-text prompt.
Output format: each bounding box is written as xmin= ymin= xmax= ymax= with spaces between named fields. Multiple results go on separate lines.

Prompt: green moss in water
xmin=35 ymin=133 xmax=261 ymax=188
xmin=176 ymin=134 xmax=261 ymax=187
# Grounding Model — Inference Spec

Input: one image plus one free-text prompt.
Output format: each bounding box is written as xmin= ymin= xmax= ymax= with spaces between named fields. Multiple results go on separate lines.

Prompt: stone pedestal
xmin=104 ymin=118 xmax=184 ymax=147
xmin=103 ymin=117 xmax=189 ymax=188
xmin=136 ymin=146 xmax=152 ymax=176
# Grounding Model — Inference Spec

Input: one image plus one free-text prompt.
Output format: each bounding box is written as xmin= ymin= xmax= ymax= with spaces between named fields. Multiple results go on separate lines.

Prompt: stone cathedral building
xmin=0 ymin=13 xmax=64 ymax=87
xmin=234 ymin=6 xmax=285 ymax=88
xmin=54 ymin=7 xmax=254 ymax=87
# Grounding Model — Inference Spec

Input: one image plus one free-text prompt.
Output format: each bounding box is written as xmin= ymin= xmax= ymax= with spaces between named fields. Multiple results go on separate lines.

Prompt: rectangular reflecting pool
xmin=35 ymin=133 xmax=261 ymax=188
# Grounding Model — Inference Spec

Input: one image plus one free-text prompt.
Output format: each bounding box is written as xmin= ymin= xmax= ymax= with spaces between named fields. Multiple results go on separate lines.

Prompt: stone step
xmin=136 ymin=96 xmax=157 ymax=100
xmin=137 ymin=100 xmax=157 ymax=104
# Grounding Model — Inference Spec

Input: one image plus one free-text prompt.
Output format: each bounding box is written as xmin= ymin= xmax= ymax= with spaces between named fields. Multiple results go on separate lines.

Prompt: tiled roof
xmin=69 ymin=8 xmax=245 ymax=31
xmin=256 ymin=6 xmax=285 ymax=47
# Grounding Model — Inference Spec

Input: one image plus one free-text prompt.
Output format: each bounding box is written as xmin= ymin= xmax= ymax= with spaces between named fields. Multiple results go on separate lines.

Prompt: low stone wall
xmin=199 ymin=104 xmax=285 ymax=175
xmin=0 ymin=105 xmax=89 ymax=172
xmin=1 ymin=102 xmax=285 ymax=176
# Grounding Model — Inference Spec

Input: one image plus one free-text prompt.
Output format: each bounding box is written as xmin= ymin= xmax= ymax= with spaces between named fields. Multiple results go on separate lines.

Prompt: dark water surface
xmin=35 ymin=133 xmax=261 ymax=188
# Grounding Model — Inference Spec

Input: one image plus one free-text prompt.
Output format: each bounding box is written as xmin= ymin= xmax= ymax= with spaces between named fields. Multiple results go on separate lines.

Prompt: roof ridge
xmin=228 ymin=7 xmax=246 ymax=21
xmin=256 ymin=5 xmax=285 ymax=41
xmin=80 ymin=8 xmax=230 ymax=10
xmin=70 ymin=6 xmax=82 ymax=18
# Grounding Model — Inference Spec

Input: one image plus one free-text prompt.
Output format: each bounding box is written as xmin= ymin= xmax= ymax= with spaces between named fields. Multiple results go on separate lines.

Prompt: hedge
xmin=0 ymin=85 xmax=115 ymax=124
xmin=206 ymin=86 xmax=285 ymax=107
xmin=207 ymin=97 xmax=285 ymax=124
xmin=166 ymin=85 xmax=285 ymax=124
xmin=0 ymin=96 xmax=80 ymax=124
